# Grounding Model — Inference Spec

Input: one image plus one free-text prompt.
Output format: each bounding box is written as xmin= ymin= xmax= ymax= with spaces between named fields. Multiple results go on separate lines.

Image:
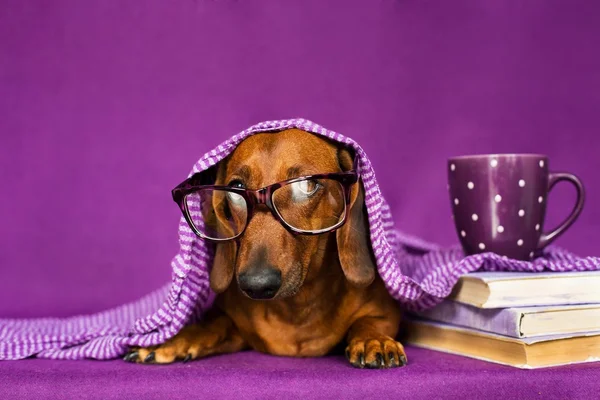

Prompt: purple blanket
xmin=1 ymin=119 xmax=599 ymax=361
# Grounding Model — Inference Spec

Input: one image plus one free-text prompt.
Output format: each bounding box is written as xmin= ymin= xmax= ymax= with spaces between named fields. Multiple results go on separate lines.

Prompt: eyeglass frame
xmin=171 ymin=157 xmax=359 ymax=242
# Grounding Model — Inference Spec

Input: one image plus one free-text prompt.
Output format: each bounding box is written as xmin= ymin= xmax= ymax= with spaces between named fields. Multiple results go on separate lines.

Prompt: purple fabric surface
xmin=1 ymin=118 xmax=598 ymax=360
xmin=2 ymin=0 xmax=600 ymax=397
xmin=1 ymin=348 xmax=600 ymax=400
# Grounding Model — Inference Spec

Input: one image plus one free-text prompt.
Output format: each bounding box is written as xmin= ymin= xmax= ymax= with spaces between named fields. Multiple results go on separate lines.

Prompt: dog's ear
xmin=335 ymin=149 xmax=376 ymax=287
xmin=210 ymin=241 xmax=236 ymax=293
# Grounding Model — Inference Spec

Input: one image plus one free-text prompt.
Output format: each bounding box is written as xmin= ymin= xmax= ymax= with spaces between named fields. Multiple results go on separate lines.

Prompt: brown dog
xmin=126 ymin=129 xmax=406 ymax=368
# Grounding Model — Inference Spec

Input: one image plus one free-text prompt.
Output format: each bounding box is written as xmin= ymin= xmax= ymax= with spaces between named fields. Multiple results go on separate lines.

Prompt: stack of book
xmin=403 ymin=271 xmax=600 ymax=368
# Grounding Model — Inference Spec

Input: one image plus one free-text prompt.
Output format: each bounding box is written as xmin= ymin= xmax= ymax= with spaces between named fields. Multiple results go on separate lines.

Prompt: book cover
xmin=413 ymin=301 xmax=600 ymax=338
xmin=450 ymin=270 xmax=600 ymax=308
xmin=403 ymin=319 xmax=600 ymax=369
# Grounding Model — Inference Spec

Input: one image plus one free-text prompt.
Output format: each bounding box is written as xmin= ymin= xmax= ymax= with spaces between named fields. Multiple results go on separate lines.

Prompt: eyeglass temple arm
xmin=349 ymin=149 xmax=361 ymax=175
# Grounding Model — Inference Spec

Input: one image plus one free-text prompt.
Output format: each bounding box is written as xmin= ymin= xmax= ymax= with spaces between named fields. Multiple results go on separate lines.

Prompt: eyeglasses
xmin=172 ymin=163 xmax=359 ymax=242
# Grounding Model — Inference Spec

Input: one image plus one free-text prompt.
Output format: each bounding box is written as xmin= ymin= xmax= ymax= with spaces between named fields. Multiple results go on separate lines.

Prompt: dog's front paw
xmin=345 ymin=336 xmax=407 ymax=369
xmin=123 ymin=325 xmax=214 ymax=364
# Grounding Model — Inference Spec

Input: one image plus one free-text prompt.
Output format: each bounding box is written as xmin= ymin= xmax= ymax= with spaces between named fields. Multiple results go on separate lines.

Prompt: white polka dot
xmin=538 ymin=196 xmax=543 ymax=203
xmin=535 ymin=224 xmax=540 ymax=231
xmin=461 ymin=230 xmax=466 ymax=237
xmin=519 ymin=179 xmax=526 ymax=187
xmin=539 ymin=160 xmax=545 ymax=168
xmin=472 ymin=213 xmax=479 ymax=221
xmin=530 ymin=252 xmax=535 ymax=258
xmin=497 ymin=225 xmax=504 ymax=233
xmin=479 ymin=243 xmax=486 ymax=250
xmin=518 ymin=209 xmax=525 ymax=217
xmin=467 ymin=181 xmax=474 ymax=189
xmin=490 ymin=159 xmax=498 ymax=167
xmin=494 ymin=194 xmax=502 ymax=203
xmin=517 ymin=239 xmax=523 ymax=246
xmin=450 ymin=163 xmax=456 ymax=171
xmin=454 ymin=198 xmax=459 ymax=205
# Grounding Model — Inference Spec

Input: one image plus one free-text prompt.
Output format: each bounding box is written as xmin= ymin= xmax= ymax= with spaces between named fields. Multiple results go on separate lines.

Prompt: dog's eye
xmin=228 ymin=180 xmax=245 ymax=189
xmin=226 ymin=180 xmax=246 ymax=206
xmin=290 ymin=179 xmax=320 ymax=201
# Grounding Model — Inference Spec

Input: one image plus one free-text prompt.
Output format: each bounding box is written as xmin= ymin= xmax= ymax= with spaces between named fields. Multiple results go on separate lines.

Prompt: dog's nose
xmin=238 ymin=267 xmax=282 ymax=299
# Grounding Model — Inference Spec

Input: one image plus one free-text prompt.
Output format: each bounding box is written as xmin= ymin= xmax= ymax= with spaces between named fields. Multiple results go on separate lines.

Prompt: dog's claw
xmin=144 ymin=352 xmax=155 ymax=363
xmin=399 ymin=355 xmax=407 ymax=366
xmin=183 ymin=354 xmax=192 ymax=363
xmin=366 ymin=353 xmax=385 ymax=369
xmin=358 ymin=352 xmax=365 ymax=368
xmin=123 ymin=351 xmax=139 ymax=363
xmin=388 ymin=352 xmax=395 ymax=366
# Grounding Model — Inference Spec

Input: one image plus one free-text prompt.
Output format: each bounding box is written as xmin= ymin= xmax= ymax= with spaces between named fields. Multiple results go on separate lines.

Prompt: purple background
xmin=1 ymin=1 xmax=599 ymax=398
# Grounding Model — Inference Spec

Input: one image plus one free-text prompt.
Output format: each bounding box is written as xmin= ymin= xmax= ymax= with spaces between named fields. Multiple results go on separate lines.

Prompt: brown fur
xmin=129 ymin=129 xmax=406 ymax=368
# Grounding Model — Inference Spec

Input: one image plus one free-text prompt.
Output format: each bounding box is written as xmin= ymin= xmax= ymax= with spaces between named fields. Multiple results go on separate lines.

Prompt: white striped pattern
xmin=1 ymin=118 xmax=598 ymax=360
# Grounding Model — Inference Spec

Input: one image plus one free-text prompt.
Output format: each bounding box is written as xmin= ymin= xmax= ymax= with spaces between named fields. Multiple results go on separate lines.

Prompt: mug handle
xmin=537 ymin=172 xmax=585 ymax=249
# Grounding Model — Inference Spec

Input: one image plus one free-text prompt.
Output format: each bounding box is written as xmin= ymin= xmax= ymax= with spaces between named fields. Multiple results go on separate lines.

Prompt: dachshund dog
xmin=125 ymin=129 xmax=406 ymax=369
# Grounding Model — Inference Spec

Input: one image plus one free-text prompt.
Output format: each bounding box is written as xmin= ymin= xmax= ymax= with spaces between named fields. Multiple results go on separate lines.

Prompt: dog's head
xmin=206 ymin=129 xmax=376 ymax=299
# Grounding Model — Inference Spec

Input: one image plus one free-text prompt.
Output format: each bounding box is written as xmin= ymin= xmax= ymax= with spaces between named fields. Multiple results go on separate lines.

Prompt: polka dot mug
xmin=448 ymin=154 xmax=585 ymax=260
